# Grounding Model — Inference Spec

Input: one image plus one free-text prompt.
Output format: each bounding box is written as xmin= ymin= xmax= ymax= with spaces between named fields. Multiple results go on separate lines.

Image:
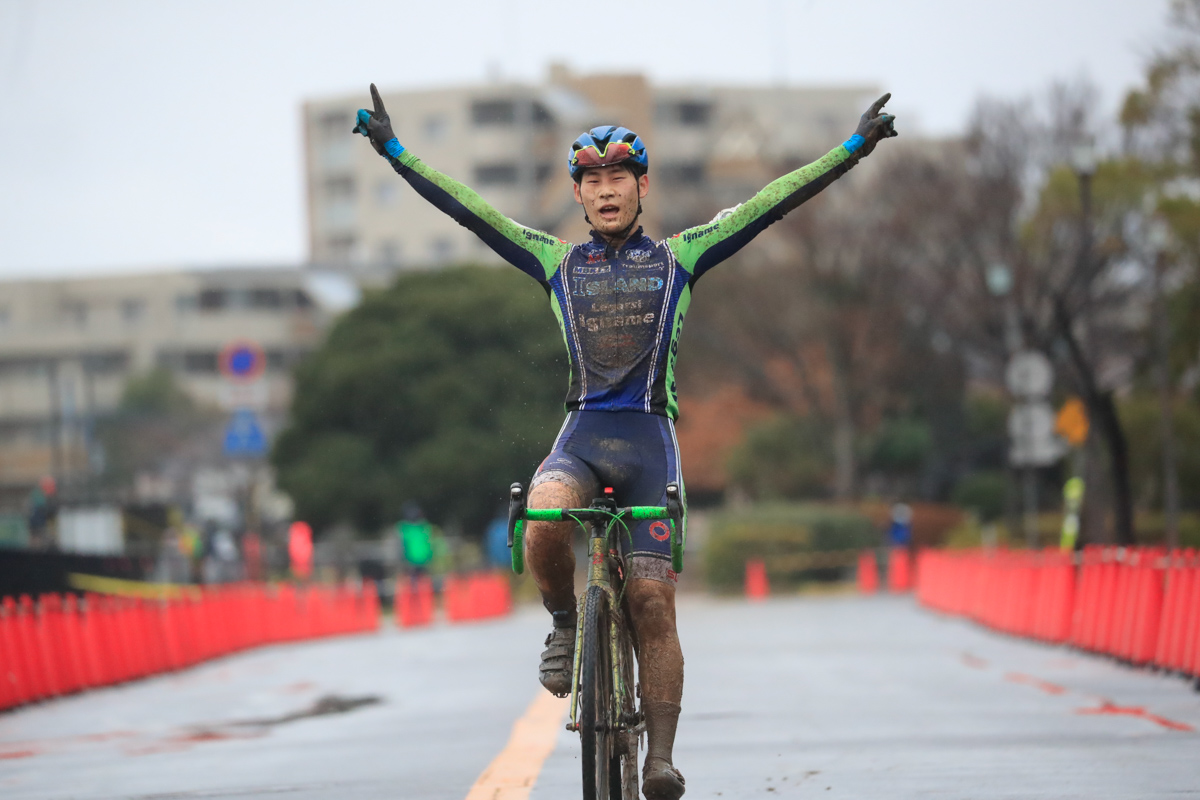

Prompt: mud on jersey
xmin=386 ymin=143 xmax=861 ymax=420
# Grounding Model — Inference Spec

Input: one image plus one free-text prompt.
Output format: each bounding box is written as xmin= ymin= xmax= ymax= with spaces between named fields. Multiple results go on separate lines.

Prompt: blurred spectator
xmin=887 ymin=503 xmax=913 ymax=547
xmin=27 ymin=475 xmax=58 ymax=550
xmin=397 ymin=503 xmax=434 ymax=577
xmin=243 ymin=531 xmax=263 ymax=581
xmin=485 ymin=514 xmax=510 ymax=569
xmin=288 ymin=520 xmax=314 ymax=581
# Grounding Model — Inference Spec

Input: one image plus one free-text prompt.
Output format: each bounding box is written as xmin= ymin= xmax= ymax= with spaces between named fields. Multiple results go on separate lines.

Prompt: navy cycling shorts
xmin=531 ymin=410 xmax=684 ymax=584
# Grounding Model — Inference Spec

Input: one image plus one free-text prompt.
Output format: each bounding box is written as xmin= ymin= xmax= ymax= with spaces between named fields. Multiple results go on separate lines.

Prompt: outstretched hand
xmin=353 ymin=83 xmax=401 ymax=158
xmin=853 ymin=93 xmax=898 ymax=157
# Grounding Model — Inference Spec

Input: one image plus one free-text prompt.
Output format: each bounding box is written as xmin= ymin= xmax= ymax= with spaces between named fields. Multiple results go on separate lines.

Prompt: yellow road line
xmin=67 ymin=573 xmax=200 ymax=600
xmin=465 ymin=692 xmax=570 ymax=800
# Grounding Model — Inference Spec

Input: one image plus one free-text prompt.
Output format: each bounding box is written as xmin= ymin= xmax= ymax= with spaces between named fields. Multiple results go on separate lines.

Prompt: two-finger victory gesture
xmin=353 ymin=83 xmax=404 ymax=159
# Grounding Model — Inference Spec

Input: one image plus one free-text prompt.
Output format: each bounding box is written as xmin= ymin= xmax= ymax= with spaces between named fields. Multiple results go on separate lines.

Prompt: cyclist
xmin=355 ymin=85 xmax=896 ymax=798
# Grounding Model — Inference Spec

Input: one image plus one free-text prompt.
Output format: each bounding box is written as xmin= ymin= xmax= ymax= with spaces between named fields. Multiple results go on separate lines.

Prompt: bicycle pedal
xmin=565 ymin=722 xmax=579 ymax=732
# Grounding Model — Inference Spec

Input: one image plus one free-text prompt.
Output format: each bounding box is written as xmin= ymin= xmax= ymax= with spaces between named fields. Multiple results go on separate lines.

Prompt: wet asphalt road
xmin=2 ymin=594 xmax=1198 ymax=799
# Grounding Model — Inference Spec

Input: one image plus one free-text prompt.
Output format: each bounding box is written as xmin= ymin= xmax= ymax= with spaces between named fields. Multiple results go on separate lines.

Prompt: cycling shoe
xmin=538 ymin=611 xmax=575 ymax=697
xmin=642 ymin=755 xmax=686 ymax=799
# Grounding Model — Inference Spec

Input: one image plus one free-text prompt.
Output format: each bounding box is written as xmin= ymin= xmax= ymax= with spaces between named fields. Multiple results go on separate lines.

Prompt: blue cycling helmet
xmin=568 ymin=125 xmax=649 ymax=182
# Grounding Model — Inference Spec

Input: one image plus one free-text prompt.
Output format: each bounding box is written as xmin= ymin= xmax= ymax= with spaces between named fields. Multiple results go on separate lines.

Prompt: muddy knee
xmin=626 ymin=579 xmax=678 ymax=640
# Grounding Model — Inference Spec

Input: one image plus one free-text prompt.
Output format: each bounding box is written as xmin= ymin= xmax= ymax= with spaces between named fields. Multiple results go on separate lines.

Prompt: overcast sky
xmin=0 ymin=0 xmax=1170 ymax=278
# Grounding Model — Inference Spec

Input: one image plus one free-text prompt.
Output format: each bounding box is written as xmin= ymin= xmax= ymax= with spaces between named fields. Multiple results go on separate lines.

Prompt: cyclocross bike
xmin=507 ymin=481 xmax=685 ymax=800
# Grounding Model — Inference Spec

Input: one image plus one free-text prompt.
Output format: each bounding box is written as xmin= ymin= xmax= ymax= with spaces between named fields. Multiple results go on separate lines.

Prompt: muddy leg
xmin=626 ymin=578 xmax=683 ymax=768
xmin=526 ymin=480 xmax=582 ymax=614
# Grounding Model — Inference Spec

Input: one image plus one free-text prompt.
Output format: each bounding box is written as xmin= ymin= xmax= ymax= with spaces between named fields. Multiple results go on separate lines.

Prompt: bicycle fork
xmin=568 ymin=527 xmax=618 ymax=734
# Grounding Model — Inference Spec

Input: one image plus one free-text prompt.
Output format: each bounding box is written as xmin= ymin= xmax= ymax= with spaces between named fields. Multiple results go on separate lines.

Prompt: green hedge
xmin=704 ymin=504 xmax=878 ymax=592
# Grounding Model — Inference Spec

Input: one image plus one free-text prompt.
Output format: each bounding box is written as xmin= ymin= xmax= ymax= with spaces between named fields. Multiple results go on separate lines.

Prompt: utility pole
xmin=1149 ymin=219 xmax=1180 ymax=550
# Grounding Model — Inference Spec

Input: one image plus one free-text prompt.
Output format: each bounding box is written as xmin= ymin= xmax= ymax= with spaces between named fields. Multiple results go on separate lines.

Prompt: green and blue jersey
xmin=386 ymin=142 xmax=860 ymax=420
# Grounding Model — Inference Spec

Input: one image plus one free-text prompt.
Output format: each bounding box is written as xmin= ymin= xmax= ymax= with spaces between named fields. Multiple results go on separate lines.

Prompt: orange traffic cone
xmin=745 ymin=559 xmax=769 ymax=601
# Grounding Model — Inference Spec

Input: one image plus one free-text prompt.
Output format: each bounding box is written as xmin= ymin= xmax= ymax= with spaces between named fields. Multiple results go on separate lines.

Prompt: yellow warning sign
xmin=1055 ymin=397 xmax=1089 ymax=446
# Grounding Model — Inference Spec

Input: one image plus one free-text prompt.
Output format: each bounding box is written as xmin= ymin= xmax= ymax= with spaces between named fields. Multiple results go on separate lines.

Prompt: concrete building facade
xmin=0 ymin=267 xmax=355 ymax=506
xmin=304 ymin=65 xmax=879 ymax=269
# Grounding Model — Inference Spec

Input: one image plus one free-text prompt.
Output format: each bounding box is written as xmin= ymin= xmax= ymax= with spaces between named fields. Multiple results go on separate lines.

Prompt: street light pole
xmin=1148 ymin=219 xmax=1180 ymax=550
xmin=1071 ymin=144 xmax=1105 ymax=545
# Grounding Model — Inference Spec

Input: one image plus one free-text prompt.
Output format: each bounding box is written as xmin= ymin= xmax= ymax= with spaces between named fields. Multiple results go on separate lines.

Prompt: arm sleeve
xmin=665 ymin=140 xmax=860 ymax=281
xmin=385 ymin=151 xmax=570 ymax=283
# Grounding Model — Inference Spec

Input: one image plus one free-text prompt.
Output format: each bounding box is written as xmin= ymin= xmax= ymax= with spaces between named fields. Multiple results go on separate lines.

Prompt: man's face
xmin=573 ymin=164 xmax=650 ymax=238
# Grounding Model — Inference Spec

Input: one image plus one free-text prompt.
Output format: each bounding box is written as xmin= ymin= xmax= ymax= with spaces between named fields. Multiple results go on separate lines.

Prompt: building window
xmin=679 ymin=101 xmax=712 ymax=126
xmin=249 ymin=288 xmax=283 ymax=309
xmin=121 ymin=298 xmax=145 ymax=324
xmin=535 ymin=163 xmax=554 ymax=184
xmin=175 ymin=294 xmax=198 ymax=314
xmin=85 ymin=351 xmax=130 ymax=374
xmin=657 ymin=100 xmax=712 ymax=127
xmin=532 ymin=102 xmax=554 ymax=127
xmin=198 ymin=289 xmax=226 ymax=311
xmin=158 ymin=350 xmax=219 ymax=374
xmin=293 ymin=290 xmax=313 ymax=309
xmin=471 ymin=99 xmax=516 ymax=126
xmin=659 ymin=161 xmax=707 ymax=186
xmin=61 ymin=301 xmax=88 ymax=328
xmin=424 ymin=114 xmax=449 ymax=142
xmin=316 ymin=109 xmax=352 ymax=138
xmin=185 ymin=351 xmax=218 ymax=373
xmin=325 ymin=175 xmax=355 ymax=200
xmin=475 ymin=162 xmax=519 ymax=186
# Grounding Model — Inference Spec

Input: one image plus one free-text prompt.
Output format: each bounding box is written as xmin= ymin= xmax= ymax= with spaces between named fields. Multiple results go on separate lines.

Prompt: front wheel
xmin=579 ymin=585 xmax=613 ymax=800
xmin=612 ymin=605 xmax=640 ymax=799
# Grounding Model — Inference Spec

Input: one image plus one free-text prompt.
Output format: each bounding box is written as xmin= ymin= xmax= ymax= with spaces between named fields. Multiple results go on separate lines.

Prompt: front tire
xmin=580 ymin=585 xmax=613 ymax=800
xmin=612 ymin=606 xmax=640 ymax=799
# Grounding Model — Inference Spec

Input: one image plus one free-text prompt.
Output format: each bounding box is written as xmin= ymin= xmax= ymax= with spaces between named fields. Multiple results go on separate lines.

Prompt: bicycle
xmin=507 ymin=481 xmax=685 ymax=800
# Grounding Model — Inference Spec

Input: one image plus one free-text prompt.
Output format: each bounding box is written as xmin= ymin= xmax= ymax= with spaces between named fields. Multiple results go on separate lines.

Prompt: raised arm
xmin=353 ymin=84 xmax=570 ymax=284
xmin=667 ymin=93 xmax=898 ymax=281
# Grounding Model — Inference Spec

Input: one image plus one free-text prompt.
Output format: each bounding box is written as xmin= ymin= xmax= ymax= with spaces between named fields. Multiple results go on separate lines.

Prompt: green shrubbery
xmin=704 ymin=504 xmax=878 ymax=592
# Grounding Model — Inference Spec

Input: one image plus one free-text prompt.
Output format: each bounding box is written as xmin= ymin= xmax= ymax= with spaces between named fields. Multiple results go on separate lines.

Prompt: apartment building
xmin=304 ymin=65 xmax=879 ymax=269
xmin=0 ymin=267 xmax=355 ymax=503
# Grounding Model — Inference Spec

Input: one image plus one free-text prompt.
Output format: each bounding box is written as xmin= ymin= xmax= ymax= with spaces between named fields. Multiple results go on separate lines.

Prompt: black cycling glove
xmin=352 ymin=83 xmax=404 ymax=160
xmin=844 ymin=93 xmax=898 ymax=158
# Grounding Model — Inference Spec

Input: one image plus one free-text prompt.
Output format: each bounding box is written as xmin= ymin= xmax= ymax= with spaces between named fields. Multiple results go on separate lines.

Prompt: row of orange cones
xmin=0 ymin=583 xmax=380 ymax=714
xmin=916 ymin=546 xmax=1200 ymax=683
xmin=742 ymin=549 xmax=914 ymax=600
xmin=395 ymin=572 xmax=513 ymax=627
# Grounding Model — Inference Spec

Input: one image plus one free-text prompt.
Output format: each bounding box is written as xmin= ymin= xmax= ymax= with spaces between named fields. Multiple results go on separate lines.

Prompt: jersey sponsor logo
xmin=572 ymin=276 xmax=665 ymax=297
xmin=648 ymin=521 xmax=671 ymax=542
xmin=575 ymin=264 xmax=612 ymax=275
xmin=524 ymin=229 xmax=563 ymax=246
xmin=676 ymin=224 xmax=718 ymax=243
xmin=586 ymin=252 xmax=607 ymax=264
xmin=667 ymin=310 xmax=686 ymax=398
xmin=577 ymin=312 xmax=656 ymax=333
xmin=625 ymin=248 xmax=653 ymax=262
xmin=593 ymin=299 xmax=645 ymax=314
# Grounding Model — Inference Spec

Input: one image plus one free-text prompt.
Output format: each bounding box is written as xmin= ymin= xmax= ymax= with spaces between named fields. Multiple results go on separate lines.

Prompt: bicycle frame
xmin=506 ymin=483 xmax=683 ymax=800
xmin=501 ymin=482 xmax=681 ymax=738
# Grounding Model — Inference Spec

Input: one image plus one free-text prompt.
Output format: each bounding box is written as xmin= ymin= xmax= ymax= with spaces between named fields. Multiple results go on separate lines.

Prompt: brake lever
xmin=507 ymin=483 xmax=525 ymax=548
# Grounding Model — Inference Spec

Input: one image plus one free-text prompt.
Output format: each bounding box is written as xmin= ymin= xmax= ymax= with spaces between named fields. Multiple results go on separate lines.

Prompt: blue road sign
xmin=223 ymin=409 xmax=267 ymax=457
xmin=219 ymin=340 xmax=266 ymax=381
